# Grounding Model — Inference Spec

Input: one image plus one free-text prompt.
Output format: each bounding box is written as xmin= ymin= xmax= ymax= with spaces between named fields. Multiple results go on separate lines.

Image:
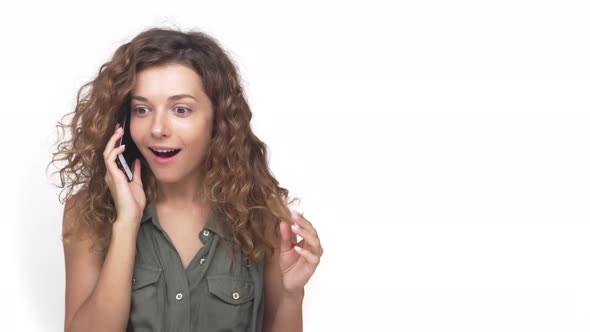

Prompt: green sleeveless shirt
xmin=126 ymin=200 xmax=265 ymax=332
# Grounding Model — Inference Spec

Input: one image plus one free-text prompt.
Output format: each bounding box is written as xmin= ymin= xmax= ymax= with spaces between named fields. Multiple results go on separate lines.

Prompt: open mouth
xmin=149 ymin=148 xmax=181 ymax=158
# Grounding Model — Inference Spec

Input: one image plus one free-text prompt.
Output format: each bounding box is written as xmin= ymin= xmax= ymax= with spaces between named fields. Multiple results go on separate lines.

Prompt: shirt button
xmin=176 ymin=293 xmax=183 ymax=301
xmin=199 ymin=258 xmax=206 ymax=265
xmin=203 ymin=229 xmax=210 ymax=237
xmin=232 ymin=292 xmax=240 ymax=300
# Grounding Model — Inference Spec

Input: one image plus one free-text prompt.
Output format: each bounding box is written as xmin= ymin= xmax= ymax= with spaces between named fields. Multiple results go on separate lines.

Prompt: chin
xmin=154 ymin=174 xmax=183 ymax=184
xmin=149 ymin=168 xmax=183 ymax=183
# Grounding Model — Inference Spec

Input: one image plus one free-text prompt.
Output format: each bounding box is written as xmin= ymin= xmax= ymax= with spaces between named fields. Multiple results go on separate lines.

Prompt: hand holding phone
xmin=103 ymin=109 xmax=146 ymax=224
xmin=114 ymin=111 xmax=134 ymax=181
xmin=114 ymin=109 xmax=141 ymax=181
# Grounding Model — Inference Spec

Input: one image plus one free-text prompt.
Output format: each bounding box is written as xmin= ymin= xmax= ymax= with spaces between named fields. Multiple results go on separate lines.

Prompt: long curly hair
xmin=47 ymin=26 xmax=298 ymax=264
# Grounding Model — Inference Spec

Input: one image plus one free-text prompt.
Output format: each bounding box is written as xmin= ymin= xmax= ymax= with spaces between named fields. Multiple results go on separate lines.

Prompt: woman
xmin=50 ymin=27 xmax=323 ymax=332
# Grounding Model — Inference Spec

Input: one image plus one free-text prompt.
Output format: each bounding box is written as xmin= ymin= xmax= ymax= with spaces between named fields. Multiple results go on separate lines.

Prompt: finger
xmin=295 ymin=238 xmax=305 ymax=247
xmin=290 ymin=223 xmax=321 ymax=255
xmin=279 ymin=221 xmax=294 ymax=253
xmin=103 ymin=126 xmax=124 ymax=158
xmin=291 ymin=210 xmax=318 ymax=237
xmin=293 ymin=226 xmax=324 ymax=257
xmin=107 ymin=144 xmax=126 ymax=164
xmin=294 ymin=238 xmax=323 ymax=257
xmin=293 ymin=246 xmax=320 ymax=265
xmin=106 ymin=145 xmax=128 ymax=181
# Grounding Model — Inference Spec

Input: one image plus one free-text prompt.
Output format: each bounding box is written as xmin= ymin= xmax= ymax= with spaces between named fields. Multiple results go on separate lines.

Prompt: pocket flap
xmin=207 ymin=275 xmax=255 ymax=305
xmin=132 ymin=264 xmax=162 ymax=291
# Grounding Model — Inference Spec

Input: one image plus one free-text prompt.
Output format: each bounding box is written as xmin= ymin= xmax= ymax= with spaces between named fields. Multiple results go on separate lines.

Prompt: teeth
xmin=152 ymin=148 xmax=177 ymax=153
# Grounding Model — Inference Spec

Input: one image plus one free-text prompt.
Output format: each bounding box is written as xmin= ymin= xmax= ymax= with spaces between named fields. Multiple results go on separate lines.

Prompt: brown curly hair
xmin=47 ymin=26 xmax=299 ymax=264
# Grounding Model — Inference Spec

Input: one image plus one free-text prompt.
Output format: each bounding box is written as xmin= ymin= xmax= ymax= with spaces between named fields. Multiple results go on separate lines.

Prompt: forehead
xmin=132 ymin=63 xmax=204 ymax=96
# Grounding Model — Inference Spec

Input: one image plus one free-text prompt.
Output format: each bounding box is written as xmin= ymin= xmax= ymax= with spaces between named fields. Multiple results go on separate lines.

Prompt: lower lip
xmin=150 ymin=150 xmax=180 ymax=165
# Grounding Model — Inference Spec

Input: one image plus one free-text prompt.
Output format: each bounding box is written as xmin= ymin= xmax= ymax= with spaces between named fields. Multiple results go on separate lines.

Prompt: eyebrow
xmin=130 ymin=94 xmax=199 ymax=103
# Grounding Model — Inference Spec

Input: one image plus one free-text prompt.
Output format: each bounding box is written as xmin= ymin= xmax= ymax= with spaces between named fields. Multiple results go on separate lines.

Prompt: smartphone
xmin=114 ymin=104 xmax=142 ymax=182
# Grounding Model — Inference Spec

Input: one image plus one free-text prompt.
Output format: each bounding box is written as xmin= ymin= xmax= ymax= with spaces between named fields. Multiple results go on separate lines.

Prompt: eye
xmin=175 ymin=106 xmax=192 ymax=115
xmin=133 ymin=106 xmax=149 ymax=115
xmin=131 ymin=106 xmax=191 ymax=116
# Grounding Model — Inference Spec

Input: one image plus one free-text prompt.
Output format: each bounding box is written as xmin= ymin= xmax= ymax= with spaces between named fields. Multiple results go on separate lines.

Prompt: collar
xmin=140 ymin=200 xmax=225 ymax=236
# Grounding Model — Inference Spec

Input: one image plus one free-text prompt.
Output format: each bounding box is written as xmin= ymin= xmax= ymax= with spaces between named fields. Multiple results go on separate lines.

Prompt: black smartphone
xmin=114 ymin=104 xmax=142 ymax=182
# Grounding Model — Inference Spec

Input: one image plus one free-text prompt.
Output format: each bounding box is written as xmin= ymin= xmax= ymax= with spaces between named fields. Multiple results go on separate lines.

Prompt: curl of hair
xmin=47 ymin=26 xmax=299 ymax=264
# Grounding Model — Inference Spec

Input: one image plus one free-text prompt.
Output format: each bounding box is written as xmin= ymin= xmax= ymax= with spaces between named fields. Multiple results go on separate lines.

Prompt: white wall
xmin=1 ymin=1 xmax=589 ymax=331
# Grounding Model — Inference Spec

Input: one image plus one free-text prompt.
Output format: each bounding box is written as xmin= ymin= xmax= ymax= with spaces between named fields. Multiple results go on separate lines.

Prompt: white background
xmin=1 ymin=1 xmax=589 ymax=331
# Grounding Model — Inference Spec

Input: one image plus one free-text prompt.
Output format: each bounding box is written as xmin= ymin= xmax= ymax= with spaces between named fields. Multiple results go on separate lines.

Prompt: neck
xmin=155 ymin=168 xmax=208 ymax=208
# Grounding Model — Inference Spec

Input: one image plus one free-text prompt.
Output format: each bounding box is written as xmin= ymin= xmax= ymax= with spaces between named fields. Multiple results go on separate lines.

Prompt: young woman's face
xmin=129 ymin=63 xmax=214 ymax=184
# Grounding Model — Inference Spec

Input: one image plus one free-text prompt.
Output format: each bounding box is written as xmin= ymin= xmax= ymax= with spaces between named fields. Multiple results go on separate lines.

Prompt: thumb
xmin=279 ymin=221 xmax=293 ymax=253
xmin=132 ymin=159 xmax=142 ymax=185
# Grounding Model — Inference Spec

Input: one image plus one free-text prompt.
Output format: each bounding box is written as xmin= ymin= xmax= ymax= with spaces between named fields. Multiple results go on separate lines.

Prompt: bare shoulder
xmin=62 ymin=190 xmax=105 ymax=331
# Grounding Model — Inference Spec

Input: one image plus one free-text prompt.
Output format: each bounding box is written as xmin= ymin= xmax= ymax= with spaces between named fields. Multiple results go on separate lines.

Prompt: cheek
xmin=184 ymin=121 xmax=213 ymax=144
xmin=185 ymin=133 xmax=210 ymax=149
xmin=129 ymin=122 xmax=145 ymax=142
xmin=130 ymin=129 xmax=141 ymax=148
xmin=129 ymin=129 xmax=139 ymax=145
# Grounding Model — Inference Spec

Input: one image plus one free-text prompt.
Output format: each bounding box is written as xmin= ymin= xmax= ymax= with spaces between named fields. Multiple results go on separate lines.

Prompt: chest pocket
xmin=200 ymin=275 xmax=255 ymax=330
xmin=128 ymin=263 xmax=164 ymax=331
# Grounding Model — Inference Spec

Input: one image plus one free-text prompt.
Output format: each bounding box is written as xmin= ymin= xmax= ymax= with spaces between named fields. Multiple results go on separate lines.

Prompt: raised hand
xmin=103 ymin=123 xmax=146 ymax=226
xmin=278 ymin=211 xmax=324 ymax=295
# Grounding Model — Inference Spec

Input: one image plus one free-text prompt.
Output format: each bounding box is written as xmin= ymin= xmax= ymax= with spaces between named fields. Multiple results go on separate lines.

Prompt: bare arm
xmin=263 ymin=212 xmax=323 ymax=332
xmin=63 ymin=194 xmax=140 ymax=332
xmin=262 ymin=247 xmax=304 ymax=332
xmin=271 ymin=292 xmax=304 ymax=332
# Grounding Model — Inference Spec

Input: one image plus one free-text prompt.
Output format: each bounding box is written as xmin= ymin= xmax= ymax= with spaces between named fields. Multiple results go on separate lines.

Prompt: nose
xmin=150 ymin=111 xmax=170 ymax=138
